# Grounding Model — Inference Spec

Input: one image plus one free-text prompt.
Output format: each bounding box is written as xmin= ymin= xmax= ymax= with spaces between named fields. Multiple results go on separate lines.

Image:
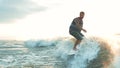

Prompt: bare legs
xmin=73 ymin=40 xmax=81 ymax=50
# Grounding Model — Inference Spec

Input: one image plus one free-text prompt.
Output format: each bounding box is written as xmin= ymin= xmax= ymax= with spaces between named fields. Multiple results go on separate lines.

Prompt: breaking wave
xmin=24 ymin=36 xmax=117 ymax=68
xmin=0 ymin=36 xmax=120 ymax=68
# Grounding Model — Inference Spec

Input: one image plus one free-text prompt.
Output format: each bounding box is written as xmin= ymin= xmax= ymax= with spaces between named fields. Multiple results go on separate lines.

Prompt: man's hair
xmin=80 ymin=11 xmax=85 ymax=14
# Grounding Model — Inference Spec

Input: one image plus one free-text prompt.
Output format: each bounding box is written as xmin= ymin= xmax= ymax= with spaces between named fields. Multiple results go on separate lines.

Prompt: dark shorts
xmin=69 ymin=31 xmax=84 ymax=40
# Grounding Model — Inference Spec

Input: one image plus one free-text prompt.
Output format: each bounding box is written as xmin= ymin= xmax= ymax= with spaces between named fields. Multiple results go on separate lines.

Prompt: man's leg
xmin=69 ymin=31 xmax=83 ymax=50
xmin=73 ymin=40 xmax=81 ymax=50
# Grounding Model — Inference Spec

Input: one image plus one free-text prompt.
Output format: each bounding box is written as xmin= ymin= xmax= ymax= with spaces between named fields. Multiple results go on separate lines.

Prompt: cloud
xmin=0 ymin=0 xmax=47 ymax=23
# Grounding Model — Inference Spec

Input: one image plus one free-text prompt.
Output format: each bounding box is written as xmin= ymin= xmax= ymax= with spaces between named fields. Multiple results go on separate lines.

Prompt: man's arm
xmin=76 ymin=24 xmax=87 ymax=33
xmin=82 ymin=28 xmax=87 ymax=33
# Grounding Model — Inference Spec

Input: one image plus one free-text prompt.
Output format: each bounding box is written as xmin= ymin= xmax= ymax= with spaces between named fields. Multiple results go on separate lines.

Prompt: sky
xmin=0 ymin=0 xmax=120 ymax=40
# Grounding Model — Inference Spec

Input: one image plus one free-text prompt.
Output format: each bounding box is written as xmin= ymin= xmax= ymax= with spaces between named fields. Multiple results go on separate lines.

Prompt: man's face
xmin=80 ymin=13 xmax=84 ymax=19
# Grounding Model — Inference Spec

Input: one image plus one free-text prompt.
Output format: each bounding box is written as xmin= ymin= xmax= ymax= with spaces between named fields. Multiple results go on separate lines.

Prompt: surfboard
xmin=68 ymin=50 xmax=76 ymax=55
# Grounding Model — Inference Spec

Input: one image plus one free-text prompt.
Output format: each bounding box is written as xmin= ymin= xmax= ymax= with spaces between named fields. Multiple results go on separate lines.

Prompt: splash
xmin=55 ymin=36 xmax=114 ymax=68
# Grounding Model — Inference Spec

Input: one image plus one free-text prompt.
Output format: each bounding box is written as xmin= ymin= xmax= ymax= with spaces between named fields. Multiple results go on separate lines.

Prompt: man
xmin=69 ymin=11 xmax=87 ymax=50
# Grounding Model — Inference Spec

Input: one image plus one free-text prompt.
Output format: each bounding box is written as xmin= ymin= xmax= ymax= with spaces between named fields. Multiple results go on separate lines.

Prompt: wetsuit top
xmin=70 ymin=17 xmax=83 ymax=32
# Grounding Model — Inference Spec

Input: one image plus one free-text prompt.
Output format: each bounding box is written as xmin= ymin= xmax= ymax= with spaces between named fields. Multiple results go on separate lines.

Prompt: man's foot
xmin=73 ymin=47 xmax=78 ymax=51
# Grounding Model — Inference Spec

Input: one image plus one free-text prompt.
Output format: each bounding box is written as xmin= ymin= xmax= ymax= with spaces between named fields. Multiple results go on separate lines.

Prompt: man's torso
xmin=70 ymin=17 xmax=83 ymax=32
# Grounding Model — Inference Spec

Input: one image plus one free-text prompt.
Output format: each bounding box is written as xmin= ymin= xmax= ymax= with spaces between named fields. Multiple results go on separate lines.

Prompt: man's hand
xmin=82 ymin=29 xmax=87 ymax=33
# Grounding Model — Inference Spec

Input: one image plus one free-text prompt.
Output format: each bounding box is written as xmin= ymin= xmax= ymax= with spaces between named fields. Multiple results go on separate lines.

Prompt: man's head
xmin=79 ymin=11 xmax=85 ymax=19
